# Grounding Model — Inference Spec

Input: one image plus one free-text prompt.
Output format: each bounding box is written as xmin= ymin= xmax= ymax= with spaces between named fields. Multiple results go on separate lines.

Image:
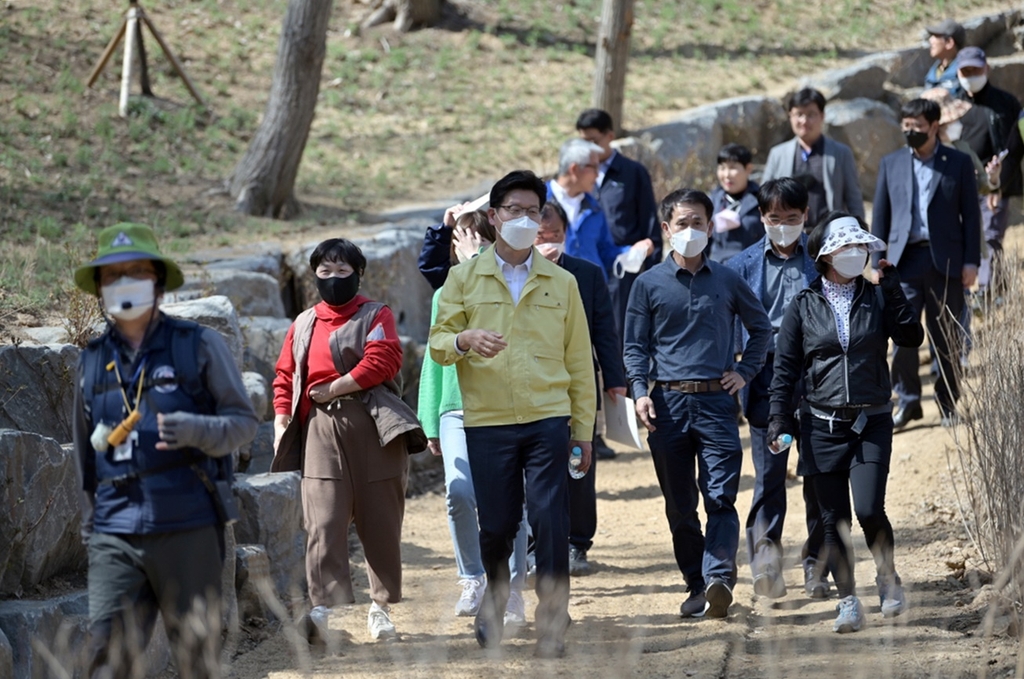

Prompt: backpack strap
xmin=167 ymin=319 xmax=215 ymax=416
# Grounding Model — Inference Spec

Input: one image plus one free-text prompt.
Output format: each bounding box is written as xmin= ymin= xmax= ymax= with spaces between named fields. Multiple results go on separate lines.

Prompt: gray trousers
xmin=86 ymin=525 xmax=224 ymax=679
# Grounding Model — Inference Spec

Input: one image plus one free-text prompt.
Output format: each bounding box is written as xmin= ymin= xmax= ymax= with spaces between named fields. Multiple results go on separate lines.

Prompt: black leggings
xmin=811 ymin=462 xmax=895 ymax=598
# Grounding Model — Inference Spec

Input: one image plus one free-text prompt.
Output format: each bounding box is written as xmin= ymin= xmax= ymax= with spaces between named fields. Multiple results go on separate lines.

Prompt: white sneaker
xmin=504 ymin=589 xmax=526 ymax=628
xmin=455 ymin=577 xmax=486 ymax=617
xmin=309 ymin=605 xmax=330 ymax=639
xmin=368 ymin=602 xmax=396 ymax=640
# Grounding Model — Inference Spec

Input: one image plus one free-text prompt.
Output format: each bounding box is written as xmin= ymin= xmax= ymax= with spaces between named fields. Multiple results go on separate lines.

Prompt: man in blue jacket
xmin=727 ymin=178 xmax=829 ymax=600
xmin=73 ymin=224 xmax=258 ymax=679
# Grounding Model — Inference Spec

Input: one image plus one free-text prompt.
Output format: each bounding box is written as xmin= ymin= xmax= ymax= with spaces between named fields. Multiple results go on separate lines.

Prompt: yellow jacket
xmin=429 ymin=247 xmax=596 ymax=441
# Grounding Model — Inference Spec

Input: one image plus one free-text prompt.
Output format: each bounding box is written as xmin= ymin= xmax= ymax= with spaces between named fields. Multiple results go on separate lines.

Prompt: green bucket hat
xmin=74 ymin=223 xmax=184 ymax=295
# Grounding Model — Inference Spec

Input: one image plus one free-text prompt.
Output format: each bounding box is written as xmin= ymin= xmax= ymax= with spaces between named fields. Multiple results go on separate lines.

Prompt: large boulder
xmin=622 ymin=96 xmax=789 ymax=193
xmin=0 ymin=592 xmax=169 ymax=678
xmin=0 ymin=627 xmax=12 ymax=679
xmin=0 ymin=432 xmax=85 ymax=596
xmin=232 ymin=473 xmax=306 ymax=597
xmin=964 ymin=11 xmax=1021 ymax=52
xmin=171 ymin=270 xmax=286 ymax=319
xmin=161 ymin=295 xmax=244 ymax=371
xmin=242 ymin=372 xmax=270 ymax=422
xmin=235 ymin=544 xmax=271 ymax=622
xmin=183 ymin=243 xmax=286 ymax=283
xmin=240 ymin=421 xmax=275 ymax=475
xmin=285 ymin=227 xmax=435 ymax=342
xmin=0 ymin=344 xmax=79 ymax=443
xmin=407 ymin=449 xmax=443 ymax=497
xmin=238 ymin=316 xmax=292 ymax=389
xmin=825 ymin=98 xmax=905 ymax=199
xmin=870 ymin=46 xmax=933 ymax=89
xmin=799 ymin=62 xmax=888 ymax=102
xmin=988 ymin=54 xmax=1024 ymax=104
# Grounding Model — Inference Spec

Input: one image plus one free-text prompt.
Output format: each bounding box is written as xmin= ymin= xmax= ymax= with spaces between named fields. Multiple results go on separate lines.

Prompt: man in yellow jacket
xmin=430 ymin=170 xmax=596 ymax=658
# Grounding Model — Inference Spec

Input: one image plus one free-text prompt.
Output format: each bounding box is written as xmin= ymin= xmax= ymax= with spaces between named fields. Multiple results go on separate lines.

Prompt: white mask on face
xmin=958 ymin=73 xmax=987 ymax=94
xmin=670 ymin=228 xmax=709 ymax=258
xmin=498 ymin=215 xmax=540 ymax=251
xmin=535 ymin=241 xmax=564 ymax=261
xmin=830 ymin=247 xmax=868 ymax=279
xmin=101 ymin=277 xmax=156 ymax=321
xmin=944 ymin=120 xmax=964 ymax=141
xmin=764 ymin=221 xmax=804 ymax=248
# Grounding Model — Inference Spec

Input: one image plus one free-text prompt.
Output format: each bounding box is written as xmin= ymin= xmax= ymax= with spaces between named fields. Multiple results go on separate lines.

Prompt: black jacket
xmin=597 ymin=153 xmax=661 ymax=264
xmin=960 ymin=83 xmax=1023 ymax=197
xmin=560 ymin=254 xmax=626 ymax=393
xmin=769 ymin=276 xmax=922 ymax=415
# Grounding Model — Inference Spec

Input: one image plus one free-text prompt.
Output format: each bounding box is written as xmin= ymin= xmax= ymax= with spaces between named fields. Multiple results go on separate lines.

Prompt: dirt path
xmin=226 ymin=372 xmax=1017 ymax=678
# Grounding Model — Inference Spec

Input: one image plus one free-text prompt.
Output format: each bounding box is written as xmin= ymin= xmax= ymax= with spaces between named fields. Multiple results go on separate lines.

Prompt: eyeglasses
xmin=762 ymin=215 xmax=805 ymax=227
xmin=100 ymin=265 xmax=157 ymax=286
xmin=499 ymin=205 xmax=542 ymax=220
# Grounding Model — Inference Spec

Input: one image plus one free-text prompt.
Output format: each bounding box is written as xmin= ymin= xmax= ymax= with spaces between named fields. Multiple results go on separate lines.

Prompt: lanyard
xmin=108 ymin=353 xmax=146 ymax=415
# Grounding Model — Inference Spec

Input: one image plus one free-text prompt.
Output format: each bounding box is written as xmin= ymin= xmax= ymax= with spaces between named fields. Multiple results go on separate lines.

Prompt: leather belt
xmin=658 ymin=380 xmax=724 ymax=394
xmin=805 ymin=402 xmax=893 ymax=422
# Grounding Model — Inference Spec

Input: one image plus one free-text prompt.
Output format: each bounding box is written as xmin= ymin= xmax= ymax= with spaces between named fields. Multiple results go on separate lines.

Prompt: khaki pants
xmin=302 ymin=399 xmax=408 ymax=607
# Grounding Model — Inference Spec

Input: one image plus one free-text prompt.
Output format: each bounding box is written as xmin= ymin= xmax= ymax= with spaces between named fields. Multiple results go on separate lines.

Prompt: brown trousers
xmin=302 ymin=398 xmax=408 ymax=607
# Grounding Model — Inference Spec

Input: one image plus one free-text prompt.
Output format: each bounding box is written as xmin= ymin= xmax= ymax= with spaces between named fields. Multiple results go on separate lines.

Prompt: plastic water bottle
xmin=568 ymin=445 xmax=586 ymax=479
xmin=771 ymin=434 xmax=793 ymax=455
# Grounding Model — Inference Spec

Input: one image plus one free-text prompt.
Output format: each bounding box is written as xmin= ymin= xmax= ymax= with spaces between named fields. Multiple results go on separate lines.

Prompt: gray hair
xmin=558 ymin=138 xmax=603 ymax=177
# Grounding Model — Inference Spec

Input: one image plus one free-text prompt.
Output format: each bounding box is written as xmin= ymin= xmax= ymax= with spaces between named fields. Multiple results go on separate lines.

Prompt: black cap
xmin=926 ymin=18 xmax=966 ymax=48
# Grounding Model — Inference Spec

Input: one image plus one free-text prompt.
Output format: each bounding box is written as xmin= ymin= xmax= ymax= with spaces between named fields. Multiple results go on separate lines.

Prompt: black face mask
xmin=904 ymin=129 xmax=930 ymax=150
xmin=316 ymin=273 xmax=360 ymax=306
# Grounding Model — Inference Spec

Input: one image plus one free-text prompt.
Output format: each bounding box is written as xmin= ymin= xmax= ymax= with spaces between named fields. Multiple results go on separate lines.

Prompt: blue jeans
xmin=440 ymin=412 xmax=527 ymax=587
xmin=647 ymin=388 xmax=742 ymax=590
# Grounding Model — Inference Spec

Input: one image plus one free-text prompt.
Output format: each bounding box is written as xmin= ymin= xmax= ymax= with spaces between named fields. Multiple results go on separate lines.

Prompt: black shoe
xmin=474 ymin=600 xmax=504 ymax=649
xmin=892 ymin=401 xmax=923 ymax=429
xmin=705 ymin=578 xmax=733 ymax=619
xmin=593 ymin=435 xmax=616 ymax=460
xmin=568 ymin=545 xmax=592 ymax=576
xmin=680 ymin=589 xmax=707 ymax=618
xmin=803 ymin=559 xmax=830 ymax=599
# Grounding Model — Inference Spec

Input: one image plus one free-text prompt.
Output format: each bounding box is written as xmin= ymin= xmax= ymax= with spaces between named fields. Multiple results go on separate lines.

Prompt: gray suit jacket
xmin=762 ymin=136 xmax=865 ymax=220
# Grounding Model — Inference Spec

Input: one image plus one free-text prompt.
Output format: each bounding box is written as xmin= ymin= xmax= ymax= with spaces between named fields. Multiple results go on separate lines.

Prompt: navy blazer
xmin=559 ymin=253 xmax=626 ymax=392
xmin=598 ymin=152 xmax=661 ymax=263
xmin=726 ymin=234 xmax=818 ymax=353
xmin=709 ymin=182 xmax=763 ymax=263
xmin=871 ymin=145 xmax=981 ymax=276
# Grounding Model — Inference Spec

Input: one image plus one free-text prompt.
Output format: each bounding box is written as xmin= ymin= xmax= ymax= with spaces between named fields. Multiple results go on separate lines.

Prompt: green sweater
xmin=416 ymin=288 xmax=463 ymax=438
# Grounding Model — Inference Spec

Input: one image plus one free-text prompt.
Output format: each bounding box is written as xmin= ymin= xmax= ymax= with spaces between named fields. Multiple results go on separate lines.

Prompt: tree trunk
xmin=229 ymin=0 xmax=334 ymax=219
xmin=592 ymin=0 xmax=634 ymax=136
xmin=362 ymin=0 xmax=442 ymax=32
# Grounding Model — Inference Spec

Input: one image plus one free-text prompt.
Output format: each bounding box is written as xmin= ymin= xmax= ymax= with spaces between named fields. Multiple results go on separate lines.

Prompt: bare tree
xmin=362 ymin=0 xmax=442 ymax=32
xmin=592 ymin=0 xmax=634 ymax=136
xmin=229 ymin=0 xmax=334 ymax=219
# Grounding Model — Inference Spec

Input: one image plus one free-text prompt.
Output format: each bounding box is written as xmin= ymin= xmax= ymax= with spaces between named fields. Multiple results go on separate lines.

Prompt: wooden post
xmin=592 ymin=0 xmax=634 ymax=136
xmin=86 ymin=16 xmax=127 ymax=89
xmin=119 ymin=5 xmax=140 ymax=117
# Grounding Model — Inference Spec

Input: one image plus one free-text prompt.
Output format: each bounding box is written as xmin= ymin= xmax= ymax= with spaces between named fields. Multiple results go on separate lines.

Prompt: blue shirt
xmin=623 ymin=254 xmax=772 ymax=399
xmin=762 ymin=239 xmax=808 ymax=352
xmin=910 ymin=150 xmax=936 ymax=244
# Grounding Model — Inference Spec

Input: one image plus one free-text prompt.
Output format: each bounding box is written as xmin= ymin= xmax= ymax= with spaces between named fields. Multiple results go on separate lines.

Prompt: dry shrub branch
xmin=946 ymin=252 xmax=1024 ymax=639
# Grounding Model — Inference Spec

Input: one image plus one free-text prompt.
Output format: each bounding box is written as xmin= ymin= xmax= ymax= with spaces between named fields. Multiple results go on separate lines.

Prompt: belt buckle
xmin=681 ymin=382 xmax=699 ymax=394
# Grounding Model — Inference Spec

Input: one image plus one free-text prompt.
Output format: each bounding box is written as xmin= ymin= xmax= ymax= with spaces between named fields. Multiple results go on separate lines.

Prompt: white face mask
xmin=101 ymin=277 xmax=156 ymax=321
xmin=535 ymin=241 xmax=564 ymax=261
xmin=830 ymin=247 xmax=868 ymax=279
xmin=944 ymin=120 xmax=964 ymax=141
xmin=958 ymin=73 xmax=987 ymax=94
xmin=613 ymin=246 xmax=647 ymax=278
xmin=670 ymin=228 xmax=708 ymax=258
xmin=498 ymin=215 xmax=540 ymax=251
xmin=764 ymin=222 xmax=804 ymax=248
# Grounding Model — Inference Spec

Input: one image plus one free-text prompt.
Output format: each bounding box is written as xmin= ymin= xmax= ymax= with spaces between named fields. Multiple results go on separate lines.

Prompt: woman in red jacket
xmin=272 ymin=238 xmax=421 ymax=643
